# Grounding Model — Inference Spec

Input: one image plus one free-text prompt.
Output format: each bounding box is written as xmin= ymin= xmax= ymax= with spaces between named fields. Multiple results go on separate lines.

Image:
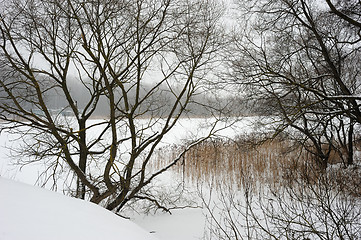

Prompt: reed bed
xmin=151 ymin=134 xmax=361 ymax=194
xmin=152 ymin=135 xmax=303 ymax=187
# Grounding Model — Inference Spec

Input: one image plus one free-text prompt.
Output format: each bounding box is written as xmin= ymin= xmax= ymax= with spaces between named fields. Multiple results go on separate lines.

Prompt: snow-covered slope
xmin=0 ymin=177 xmax=158 ymax=240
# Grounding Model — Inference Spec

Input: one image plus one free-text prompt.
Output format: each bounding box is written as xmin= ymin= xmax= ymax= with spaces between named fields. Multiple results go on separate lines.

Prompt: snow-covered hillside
xmin=0 ymin=177 xmax=158 ymax=240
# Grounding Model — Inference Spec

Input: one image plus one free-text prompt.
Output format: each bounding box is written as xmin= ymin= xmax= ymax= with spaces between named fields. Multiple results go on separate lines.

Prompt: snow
xmin=0 ymin=117 xmax=257 ymax=240
xmin=0 ymin=177 xmax=158 ymax=240
xmin=133 ymin=208 xmax=206 ymax=240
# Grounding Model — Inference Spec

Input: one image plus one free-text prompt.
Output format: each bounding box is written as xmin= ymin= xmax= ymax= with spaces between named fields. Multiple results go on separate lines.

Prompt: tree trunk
xmin=78 ymin=119 xmax=87 ymax=199
xmin=347 ymin=121 xmax=354 ymax=166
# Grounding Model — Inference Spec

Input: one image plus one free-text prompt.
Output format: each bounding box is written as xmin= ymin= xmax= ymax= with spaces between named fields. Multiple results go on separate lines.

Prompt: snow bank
xmin=0 ymin=177 xmax=158 ymax=240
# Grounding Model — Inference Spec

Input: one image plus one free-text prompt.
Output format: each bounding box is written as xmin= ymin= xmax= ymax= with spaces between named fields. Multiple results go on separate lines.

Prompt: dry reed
xmin=151 ymin=134 xmax=361 ymax=194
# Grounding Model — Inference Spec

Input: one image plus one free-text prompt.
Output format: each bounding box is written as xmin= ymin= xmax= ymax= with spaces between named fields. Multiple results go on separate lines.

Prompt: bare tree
xmin=0 ymin=0 xmax=224 ymax=211
xmin=197 ymin=1 xmax=361 ymax=239
xmin=227 ymin=0 xmax=361 ymax=168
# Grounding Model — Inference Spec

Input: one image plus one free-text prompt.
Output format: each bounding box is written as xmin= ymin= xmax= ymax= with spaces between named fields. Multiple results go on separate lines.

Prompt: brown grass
xmin=151 ymin=135 xmax=361 ymax=195
xmin=153 ymin=135 xmax=298 ymax=186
